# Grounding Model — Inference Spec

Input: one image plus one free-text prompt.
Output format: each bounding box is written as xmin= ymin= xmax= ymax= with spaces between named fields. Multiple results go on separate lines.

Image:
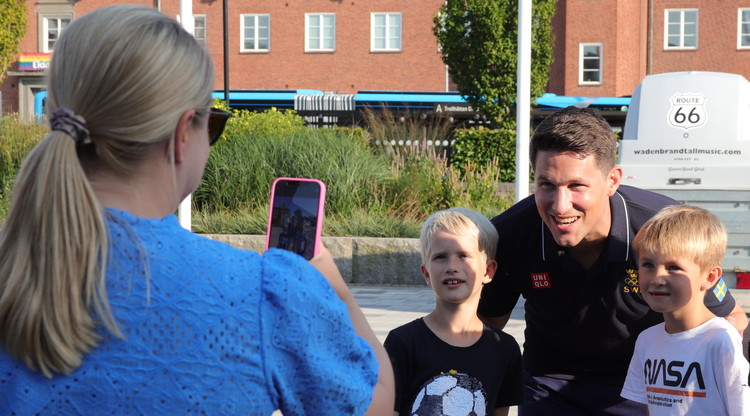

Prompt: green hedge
xmin=451 ymin=126 xmax=522 ymax=183
xmin=194 ymin=105 xmax=392 ymax=217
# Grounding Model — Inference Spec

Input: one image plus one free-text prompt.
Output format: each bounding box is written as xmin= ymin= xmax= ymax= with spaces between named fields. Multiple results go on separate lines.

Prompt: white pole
xmin=515 ymin=0 xmax=532 ymax=202
xmin=178 ymin=0 xmax=194 ymax=230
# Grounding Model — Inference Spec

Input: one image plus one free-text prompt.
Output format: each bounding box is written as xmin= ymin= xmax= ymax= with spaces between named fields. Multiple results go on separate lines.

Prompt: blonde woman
xmin=0 ymin=5 xmax=392 ymax=415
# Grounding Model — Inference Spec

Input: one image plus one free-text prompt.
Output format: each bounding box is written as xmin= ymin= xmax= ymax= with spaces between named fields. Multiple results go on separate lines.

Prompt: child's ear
xmin=484 ymin=259 xmax=498 ymax=284
xmin=700 ymin=266 xmax=723 ymax=291
xmin=420 ymin=264 xmax=431 ymax=286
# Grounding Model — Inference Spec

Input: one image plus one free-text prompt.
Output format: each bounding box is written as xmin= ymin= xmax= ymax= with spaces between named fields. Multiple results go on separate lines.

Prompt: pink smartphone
xmin=265 ymin=177 xmax=326 ymax=260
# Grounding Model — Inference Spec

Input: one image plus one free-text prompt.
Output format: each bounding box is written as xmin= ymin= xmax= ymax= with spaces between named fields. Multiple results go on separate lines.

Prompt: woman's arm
xmin=310 ymin=245 xmax=395 ymax=415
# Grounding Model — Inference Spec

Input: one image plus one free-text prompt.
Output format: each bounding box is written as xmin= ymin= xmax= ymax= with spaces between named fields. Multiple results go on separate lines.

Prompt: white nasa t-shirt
xmin=622 ymin=317 xmax=750 ymax=415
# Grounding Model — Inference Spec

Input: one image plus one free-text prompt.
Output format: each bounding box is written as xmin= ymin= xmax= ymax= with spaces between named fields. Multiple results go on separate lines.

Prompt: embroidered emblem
xmin=713 ymin=278 xmax=727 ymax=302
xmin=623 ymin=269 xmax=640 ymax=294
xmin=531 ymin=273 xmax=551 ymax=289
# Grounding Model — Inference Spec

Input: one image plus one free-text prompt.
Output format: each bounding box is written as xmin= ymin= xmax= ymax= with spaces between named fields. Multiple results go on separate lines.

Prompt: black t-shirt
xmin=478 ymin=185 xmax=737 ymax=385
xmin=384 ymin=318 xmax=524 ymax=416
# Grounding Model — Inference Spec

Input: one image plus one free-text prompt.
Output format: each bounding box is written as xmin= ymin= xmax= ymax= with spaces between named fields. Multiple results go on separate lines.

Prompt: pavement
xmin=351 ymin=285 xmax=526 ymax=347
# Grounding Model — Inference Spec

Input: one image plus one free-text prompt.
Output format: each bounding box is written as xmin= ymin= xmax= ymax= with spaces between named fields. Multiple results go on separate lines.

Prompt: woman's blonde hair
xmin=632 ymin=205 xmax=727 ymax=272
xmin=0 ymin=5 xmax=214 ymax=377
xmin=420 ymin=207 xmax=498 ymax=265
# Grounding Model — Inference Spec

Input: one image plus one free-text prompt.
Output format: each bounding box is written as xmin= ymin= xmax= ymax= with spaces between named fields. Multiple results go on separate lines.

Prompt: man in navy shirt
xmin=478 ymin=106 xmax=748 ymax=415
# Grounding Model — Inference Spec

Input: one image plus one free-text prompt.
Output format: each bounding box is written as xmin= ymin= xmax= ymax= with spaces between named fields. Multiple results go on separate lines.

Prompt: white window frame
xmin=41 ymin=15 xmax=72 ymax=53
xmin=177 ymin=14 xmax=206 ymax=46
xmin=305 ymin=13 xmax=335 ymax=52
xmin=664 ymin=9 xmax=698 ymax=50
xmin=193 ymin=15 xmax=206 ymax=47
xmin=371 ymin=12 xmax=402 ymax=52
xmin=739 ymin=8 xmax=750 ymax=50
xmin=240 ymin=14 xmax=270 ymax=53
xmin=579 ymin=43 xmax=602 ymax=85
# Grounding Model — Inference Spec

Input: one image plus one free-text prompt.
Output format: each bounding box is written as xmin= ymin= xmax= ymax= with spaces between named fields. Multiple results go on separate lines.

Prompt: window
xmin=194 ymin=15 xmax=206 ymax=47
xmin=241 ymin=14 xmax=270 ymax=52
xmin=371 ymin=13 xmax=402 ymax=52
xmin=306 ymin=13 xmax=335 ymax=52
xmin=740 ymin=9 xmax=750 ymax=49
xmin=579 ymin=43 xmax=602 ymax=85
xmin=177 ymin=14 xmax=206 ymax=47
xmin=665 ymin=9 xmax=698 ymax=49
xmin=42 ymin=15 xmax=71 ymax=52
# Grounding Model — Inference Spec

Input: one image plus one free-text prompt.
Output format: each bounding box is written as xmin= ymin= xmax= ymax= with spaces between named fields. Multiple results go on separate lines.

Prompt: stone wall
xmin=203 ymin=234 xmax=425 ymax=286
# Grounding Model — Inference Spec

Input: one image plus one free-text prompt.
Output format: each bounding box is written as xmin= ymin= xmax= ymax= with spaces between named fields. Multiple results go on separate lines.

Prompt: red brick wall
xmin=1 ymin=77 xmax=18 ymax=113
xmin=156 ymin=0 xmax=447 ymax=93
xmin=548 ymin=0 xmax=567 ymax=95
xmin=651 ymin=0 xmax=750 ymax=80
xmin=549 ymin=0 xmax=750 ymax=98
xmin=2 ymin=0 xmax=446 ymax=116
xmin=553 ymin=0 xmax=648 ymax=98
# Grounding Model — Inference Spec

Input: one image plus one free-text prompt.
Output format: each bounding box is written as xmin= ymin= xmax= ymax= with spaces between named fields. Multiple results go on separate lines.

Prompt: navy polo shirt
xmin=479 ymin=185 xmax=736 ymax=385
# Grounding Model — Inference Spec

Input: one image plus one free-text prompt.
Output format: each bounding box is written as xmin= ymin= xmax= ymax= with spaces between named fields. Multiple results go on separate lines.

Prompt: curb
xmin=203 ymin=234 xmax=425 ymax=285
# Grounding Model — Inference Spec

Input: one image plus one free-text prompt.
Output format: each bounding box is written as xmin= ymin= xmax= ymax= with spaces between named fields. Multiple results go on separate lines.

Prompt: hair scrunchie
xmin=49 ymin=108 xmax=92 ymax=145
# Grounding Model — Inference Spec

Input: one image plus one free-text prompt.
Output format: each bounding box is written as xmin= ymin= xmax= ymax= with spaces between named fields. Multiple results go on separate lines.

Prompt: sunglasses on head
xmin=207 ymin=107 xmax=231 ymax=146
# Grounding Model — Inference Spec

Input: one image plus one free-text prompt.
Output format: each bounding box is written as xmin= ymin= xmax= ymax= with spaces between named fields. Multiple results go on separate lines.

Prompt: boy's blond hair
xmin=632 ymin=205 xmax=727 ymax=271
xmin=419 ymin=207 xmax=498 ymax=265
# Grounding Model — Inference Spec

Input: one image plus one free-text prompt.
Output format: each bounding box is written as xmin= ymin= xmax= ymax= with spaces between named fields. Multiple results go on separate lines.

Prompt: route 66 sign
xmin=668 ymin=93 xmax=707 ymax=130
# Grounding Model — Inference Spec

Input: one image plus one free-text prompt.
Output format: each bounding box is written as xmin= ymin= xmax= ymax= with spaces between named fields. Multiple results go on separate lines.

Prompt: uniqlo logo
xmin=530 ymin=273 xmax=551 ymax=289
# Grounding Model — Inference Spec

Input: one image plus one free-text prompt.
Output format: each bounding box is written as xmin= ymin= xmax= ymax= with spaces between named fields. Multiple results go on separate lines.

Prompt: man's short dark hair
xmin=530 ymin=106 xmax=617 ymax=171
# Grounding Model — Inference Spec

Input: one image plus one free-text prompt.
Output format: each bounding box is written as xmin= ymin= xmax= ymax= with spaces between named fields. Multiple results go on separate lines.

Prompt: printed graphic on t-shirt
xmin=643 ymin=358 xmax=706 ymax=409
xmin=410 ymin=370 xmax=487 ymax=416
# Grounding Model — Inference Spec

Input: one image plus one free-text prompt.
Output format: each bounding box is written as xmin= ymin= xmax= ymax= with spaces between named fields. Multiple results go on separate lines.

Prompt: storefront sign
xmin=18 ymin=53 xmax=51 ymax=71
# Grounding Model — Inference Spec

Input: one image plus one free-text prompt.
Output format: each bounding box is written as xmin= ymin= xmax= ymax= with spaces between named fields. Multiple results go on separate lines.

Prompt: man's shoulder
xmin=615 ymin=185 xmax=679 ymax=228
xmin=616 ymin=184 xmax=677 ymax=212
xmin=491 ymin=194 xmax=538 ymax=229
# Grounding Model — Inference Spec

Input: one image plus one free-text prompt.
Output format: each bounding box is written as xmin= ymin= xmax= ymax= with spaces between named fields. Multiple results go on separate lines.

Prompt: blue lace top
xmin=0 ymin=208 xmax=377 ymax=415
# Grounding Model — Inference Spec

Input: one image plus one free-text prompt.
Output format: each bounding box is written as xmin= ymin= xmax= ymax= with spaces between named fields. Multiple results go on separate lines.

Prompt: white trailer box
xmin=618 ymin=71 xmax=750 ymax=304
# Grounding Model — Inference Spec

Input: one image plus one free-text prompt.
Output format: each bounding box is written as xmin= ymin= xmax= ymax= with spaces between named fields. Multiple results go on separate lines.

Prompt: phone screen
xmin=266 ymin=179 xmax=324 ymax=260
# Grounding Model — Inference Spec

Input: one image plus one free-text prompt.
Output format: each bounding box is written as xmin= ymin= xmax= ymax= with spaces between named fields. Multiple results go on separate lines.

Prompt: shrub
xmin=382 ymin=142 xmax=513 ymax=221
xmin=0 ymin=115 xmax=48 ymax=218
xmin=450 ymin=126 xmax=518 ymax=182
xmin=362 ymin=106 xmax=453 ymax=148
xmin=194 ymin=107 xmax=393 ymax=217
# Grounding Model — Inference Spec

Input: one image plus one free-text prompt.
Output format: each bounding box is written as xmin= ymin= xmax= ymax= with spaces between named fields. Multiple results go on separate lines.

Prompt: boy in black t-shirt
xmin=384 ymin=208 xmax=524 ymax=416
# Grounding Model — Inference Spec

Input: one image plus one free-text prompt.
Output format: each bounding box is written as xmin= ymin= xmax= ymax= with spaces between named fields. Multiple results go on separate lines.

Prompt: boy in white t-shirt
xmin=621 ymin=205 xmax=750 ymax=415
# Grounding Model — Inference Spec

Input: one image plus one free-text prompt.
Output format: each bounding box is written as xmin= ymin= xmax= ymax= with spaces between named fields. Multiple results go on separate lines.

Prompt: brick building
xmin=550 ymin=0 xmax=750 ymax=97
xmin=1 ymin=0 xmax=447 ymax=120
xmin=3 ymin=0 xmax=750 ymax=120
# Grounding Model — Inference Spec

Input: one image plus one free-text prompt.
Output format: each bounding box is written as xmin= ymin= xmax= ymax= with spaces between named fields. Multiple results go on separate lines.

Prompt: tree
xmin=433 ymin=0 xmax=556 ymax=127
xmin=0 ymin=0 xmax=27 ymax=84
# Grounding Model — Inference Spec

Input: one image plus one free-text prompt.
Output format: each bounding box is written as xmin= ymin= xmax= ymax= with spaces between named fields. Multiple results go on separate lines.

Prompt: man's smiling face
xmin=533 ymin=150 xmax=621 ymax=249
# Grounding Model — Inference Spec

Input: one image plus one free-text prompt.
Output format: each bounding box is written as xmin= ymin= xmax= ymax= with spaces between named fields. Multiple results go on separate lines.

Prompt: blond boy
xmin=384 ymin=207 xmax=523 ymax=416
xmin=621 ymin=205 xmax=750 ymax=415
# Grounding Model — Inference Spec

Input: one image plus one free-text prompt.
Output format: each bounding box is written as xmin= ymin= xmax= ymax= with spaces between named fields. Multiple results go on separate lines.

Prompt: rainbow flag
xmin=18 ymin=53 xmax=51 ymax=71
